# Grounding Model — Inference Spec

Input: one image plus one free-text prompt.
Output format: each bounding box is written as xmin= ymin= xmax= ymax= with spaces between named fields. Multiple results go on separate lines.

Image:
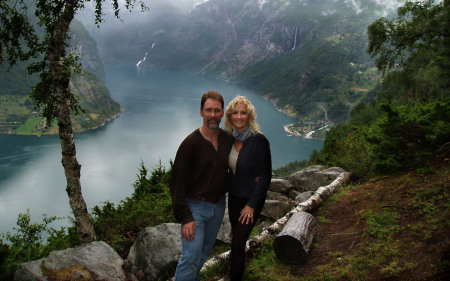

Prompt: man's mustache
xmin=207 ymin=117 xmax=220 ymax=123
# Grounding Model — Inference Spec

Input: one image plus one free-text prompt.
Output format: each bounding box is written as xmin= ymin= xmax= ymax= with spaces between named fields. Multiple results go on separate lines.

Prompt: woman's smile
xmin=231 ymin=103 xmax=249 ymax=132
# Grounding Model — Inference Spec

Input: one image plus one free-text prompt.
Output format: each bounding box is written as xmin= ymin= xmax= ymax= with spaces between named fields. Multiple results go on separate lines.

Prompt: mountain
xmin=82 ymin=0 xmax=403 ymax=129
xmin=0 ymin=19 xmax=121 ymax=135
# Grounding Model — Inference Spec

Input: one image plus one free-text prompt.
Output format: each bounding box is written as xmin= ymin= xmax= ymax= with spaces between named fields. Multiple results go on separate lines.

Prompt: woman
xmin=224 ymin=96 xmax=272 ymax=281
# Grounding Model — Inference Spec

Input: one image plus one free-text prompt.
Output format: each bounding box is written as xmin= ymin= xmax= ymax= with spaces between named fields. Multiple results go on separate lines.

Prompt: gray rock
xmin=294 ymin=191 xmax=315 ymax=205
xmin=287 ymin=165 xmax=344 ymax=192
xmin=288 ymin=189 xmax=300 ymax=199
xmin=269 ymin=178 xmax=293 ymax=195
xmin=266 ymin=191 xmax=290 ymax=202
xmin=262 ymin=199 xmax=292 ymax=220
xmin=14 ymin=241 xmax=127 ymax=281
xmin=13 ymin=259 xmax=46 ymax=281
xmin=127 ymin=223 xmax=181 ymax=281
xmin=44 ymin=241 xmax=126 ymax=280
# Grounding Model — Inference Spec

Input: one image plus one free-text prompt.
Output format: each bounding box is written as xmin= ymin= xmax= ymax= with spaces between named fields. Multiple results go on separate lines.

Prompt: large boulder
xmin=126 ymin=223 xmax=181 ymax=281
xmin=286 ymin=165 xmax=345 ymax=192
xmin=14 ymin=241 xmax=128 ymax=281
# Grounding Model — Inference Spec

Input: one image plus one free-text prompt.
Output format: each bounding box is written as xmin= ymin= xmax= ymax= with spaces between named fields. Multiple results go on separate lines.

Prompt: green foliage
xmin=362 ymin=210 xmax=401 ymax=240
xmin=132 ymin=160 xmax=172 ymax=199
xmin=0 ymin=209 xmax=78 ymax=281
xmin=365 ymin=101 xmax=450 ymax=174
xmin=367 ymin=0 xmax=450 ymax=98
xmin=312 ymin=99 xmax=450 ymax=178
xmin=91 ymin=161 xmax=175 ymax=254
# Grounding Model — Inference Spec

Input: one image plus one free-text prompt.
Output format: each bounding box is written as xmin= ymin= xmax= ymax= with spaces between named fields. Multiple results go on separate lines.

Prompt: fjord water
xmin=0 ymin=64 xmax=323 ymax=234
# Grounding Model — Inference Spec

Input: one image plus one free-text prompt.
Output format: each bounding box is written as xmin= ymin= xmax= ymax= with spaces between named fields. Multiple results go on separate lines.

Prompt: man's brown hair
xmin=201 ymin=90 xmax=224 ymax=109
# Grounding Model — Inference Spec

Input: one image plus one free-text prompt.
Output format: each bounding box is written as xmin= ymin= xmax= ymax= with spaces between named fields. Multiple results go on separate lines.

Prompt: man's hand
xmin=182 ymin=221 xmax=196 ymax=241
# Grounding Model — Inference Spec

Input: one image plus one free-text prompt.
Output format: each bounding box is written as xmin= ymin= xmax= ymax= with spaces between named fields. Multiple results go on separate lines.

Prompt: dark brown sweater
xmin=170 ymin=128 xmax=233 ymax=224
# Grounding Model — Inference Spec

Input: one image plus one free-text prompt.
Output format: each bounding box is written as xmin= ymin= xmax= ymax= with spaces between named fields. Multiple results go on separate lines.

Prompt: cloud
xmin=343 ymin=0 xmax=406 ymax=16
xmin=344 ymin=0 xmax=363 ymax=14
xmin=372 ymin=0 xmax=403 ymax=16
xmin=323 ymin=9 xmax=337 ymax=16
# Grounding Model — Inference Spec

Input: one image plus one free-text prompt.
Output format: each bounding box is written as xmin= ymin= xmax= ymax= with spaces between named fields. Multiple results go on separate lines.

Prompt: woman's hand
xmin=239 ymin=205 xmax=255 ymax=224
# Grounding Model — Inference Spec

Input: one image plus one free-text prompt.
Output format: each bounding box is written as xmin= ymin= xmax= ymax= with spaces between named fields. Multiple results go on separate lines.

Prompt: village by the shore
xmin=263 ymin=95 xmax=332 ymax=140
xmin=283 ymin=121 xmax=331 ymax=140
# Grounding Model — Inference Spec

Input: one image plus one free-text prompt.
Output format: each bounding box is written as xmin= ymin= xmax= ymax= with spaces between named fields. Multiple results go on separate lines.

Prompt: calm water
xmin=0 ymin=64 xmax=323 ymax=234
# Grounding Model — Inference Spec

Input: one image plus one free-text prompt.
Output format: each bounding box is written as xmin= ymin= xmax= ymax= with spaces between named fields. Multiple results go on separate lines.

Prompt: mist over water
xmin=0 ymin=64 xmax=323 ymax=234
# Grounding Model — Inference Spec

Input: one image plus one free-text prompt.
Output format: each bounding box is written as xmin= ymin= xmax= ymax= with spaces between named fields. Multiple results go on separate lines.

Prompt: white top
xmin=229 ymin=145 xmax=239 ymax=175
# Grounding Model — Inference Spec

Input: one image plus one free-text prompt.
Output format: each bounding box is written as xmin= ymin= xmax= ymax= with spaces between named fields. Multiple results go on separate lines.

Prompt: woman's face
xmin=231 ymin=103 xmax=249 ymax=133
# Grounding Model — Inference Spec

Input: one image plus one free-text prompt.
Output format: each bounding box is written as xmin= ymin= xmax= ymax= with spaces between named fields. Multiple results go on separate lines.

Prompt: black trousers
xmin=228 ymin=194 xmax=263 ymax=281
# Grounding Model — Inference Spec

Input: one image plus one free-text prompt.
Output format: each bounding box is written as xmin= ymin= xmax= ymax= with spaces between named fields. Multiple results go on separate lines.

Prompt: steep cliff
xmin=0 ymin=19 xmax=120 ymax=135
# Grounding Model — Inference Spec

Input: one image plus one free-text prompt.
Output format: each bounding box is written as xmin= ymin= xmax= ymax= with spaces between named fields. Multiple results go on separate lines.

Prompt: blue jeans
xmin=174 ymin=196 xmax=226 ymax=281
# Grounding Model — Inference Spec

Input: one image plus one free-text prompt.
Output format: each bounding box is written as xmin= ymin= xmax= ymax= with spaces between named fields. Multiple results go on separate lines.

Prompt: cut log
xmin=273 ymin=211 xmax=318 ymax=264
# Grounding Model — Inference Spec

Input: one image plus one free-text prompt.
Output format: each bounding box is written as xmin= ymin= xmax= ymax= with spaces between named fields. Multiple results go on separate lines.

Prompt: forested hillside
xmin=83 ymin=0 xmax=403 ymax=129
xmin=0 ymin=19 xmax=120 ymax=135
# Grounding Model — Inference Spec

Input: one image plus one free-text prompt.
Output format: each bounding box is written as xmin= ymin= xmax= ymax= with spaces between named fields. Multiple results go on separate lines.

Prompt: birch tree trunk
xmin=50 ymin=0 xmax=96 ymax=243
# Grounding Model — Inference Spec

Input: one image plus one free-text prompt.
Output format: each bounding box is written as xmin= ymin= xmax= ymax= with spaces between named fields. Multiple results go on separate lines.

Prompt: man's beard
xmin=206 ymin=117 xmax=220 ymax=129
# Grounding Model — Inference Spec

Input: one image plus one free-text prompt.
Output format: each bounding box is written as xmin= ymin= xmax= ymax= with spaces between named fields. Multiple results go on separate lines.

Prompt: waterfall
xmin=291 ymin=26 xmax=298 ymax=51
xmin=136 ymin=42 xmax=157 ymax=67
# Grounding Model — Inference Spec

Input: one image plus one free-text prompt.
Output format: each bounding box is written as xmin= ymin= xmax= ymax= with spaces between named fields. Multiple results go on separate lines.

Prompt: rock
xmin=14 ymin=241 xmax=127 ymax=281
xmin=262 ymin=199 xmax=292 ymax=220
xmin=286 ymin=165 xmax=345 ymax=192
xmin=269 ymin=178 xmax=293 ymax=195
xmin=127 ymin=223 xmax=181 ymax=281
xmin=266 ymin=191 xmax=290 ymax=202
xmin=13 ymin=258 xmax=45 ymax=281
xmin=262 ymin=192 xmax=293 ymax=220
xmin=288 ymin=189 xmax=300 ymax=199
xmin=294 ymin=191 xmax=315 ymax=205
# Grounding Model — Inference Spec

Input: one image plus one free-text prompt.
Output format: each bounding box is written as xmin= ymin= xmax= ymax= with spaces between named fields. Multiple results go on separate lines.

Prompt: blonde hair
xmin=224 ymin=96 xmax=261 ymax=134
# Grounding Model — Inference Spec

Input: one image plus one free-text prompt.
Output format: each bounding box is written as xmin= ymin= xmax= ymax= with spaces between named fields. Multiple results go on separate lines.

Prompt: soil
xmin=288 ymin=160 xmax=450 ymax=280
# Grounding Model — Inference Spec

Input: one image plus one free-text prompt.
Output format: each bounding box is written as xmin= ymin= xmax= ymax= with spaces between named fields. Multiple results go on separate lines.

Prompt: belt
xmin=193 ymin=196 xmax=221 ymax=203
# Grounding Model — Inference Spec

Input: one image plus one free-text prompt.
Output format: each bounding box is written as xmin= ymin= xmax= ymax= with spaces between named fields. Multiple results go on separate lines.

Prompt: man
xmin=170 ymin=90 xmax=234 ymax=281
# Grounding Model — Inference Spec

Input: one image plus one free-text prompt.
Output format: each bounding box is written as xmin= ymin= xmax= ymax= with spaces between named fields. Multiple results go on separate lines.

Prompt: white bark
xmin=273 ymin=211 xmax=318 ymax=264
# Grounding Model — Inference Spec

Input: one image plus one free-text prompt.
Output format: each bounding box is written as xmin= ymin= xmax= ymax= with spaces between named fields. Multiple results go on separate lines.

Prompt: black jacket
xmin=229 ymin=133 xmax=272 ymax=209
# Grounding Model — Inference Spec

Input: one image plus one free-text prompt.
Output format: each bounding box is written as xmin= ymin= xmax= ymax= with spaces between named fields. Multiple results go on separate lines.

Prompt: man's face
xmin=200 ymin=99 xmax=224 ymax=130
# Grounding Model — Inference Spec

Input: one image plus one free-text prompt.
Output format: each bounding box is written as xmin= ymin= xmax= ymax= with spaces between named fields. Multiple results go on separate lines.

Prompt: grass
xmin=16 ymin=117 xmax=42 ymax=134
